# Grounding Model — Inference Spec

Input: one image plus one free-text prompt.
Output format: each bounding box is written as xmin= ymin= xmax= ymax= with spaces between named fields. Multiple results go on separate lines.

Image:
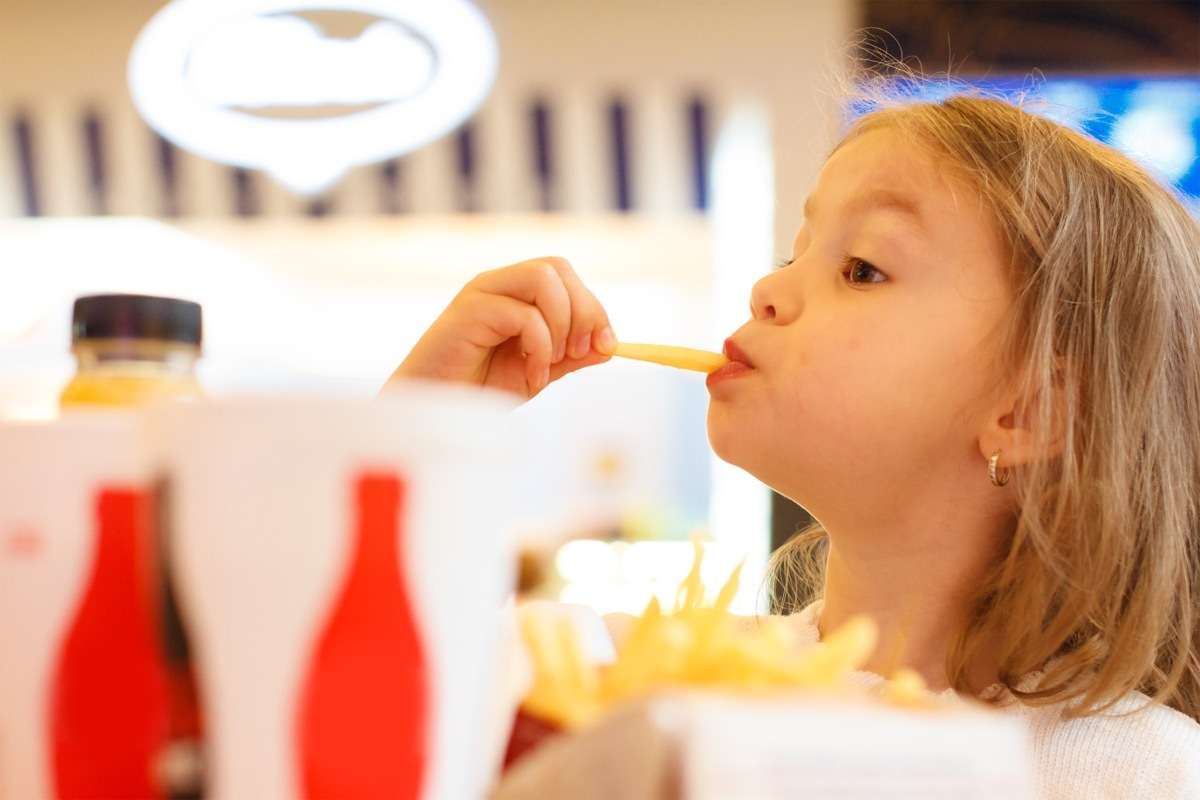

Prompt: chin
xmin=706 ymin=424 xmax=818 ymax=510
xmin=705 ymin=419 xmax=769 ymax=486
xmin=704 ymin=408 xmax=737 ymax=464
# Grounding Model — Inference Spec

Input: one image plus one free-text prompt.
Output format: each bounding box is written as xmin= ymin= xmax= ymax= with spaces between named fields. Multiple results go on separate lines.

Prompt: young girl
xmin=385 ymin=85 xmax=1200 ymax=796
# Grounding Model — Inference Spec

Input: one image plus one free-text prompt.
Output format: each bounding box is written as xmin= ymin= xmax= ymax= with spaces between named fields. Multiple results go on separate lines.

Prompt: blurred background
xmin=1 ymin=0 xmax=1197 ymax=614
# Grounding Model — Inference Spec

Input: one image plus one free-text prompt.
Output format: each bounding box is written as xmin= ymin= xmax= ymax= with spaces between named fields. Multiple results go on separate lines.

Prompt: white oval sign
xmin=128 ymin=0 xmax=498 ymax=195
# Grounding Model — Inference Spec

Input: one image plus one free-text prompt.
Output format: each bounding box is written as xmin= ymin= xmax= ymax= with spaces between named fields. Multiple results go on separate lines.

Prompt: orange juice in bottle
xmin=58 ymin=293 xmax=206 ymax=798
xmin=59 ymin=294 xmax=203 ymax=409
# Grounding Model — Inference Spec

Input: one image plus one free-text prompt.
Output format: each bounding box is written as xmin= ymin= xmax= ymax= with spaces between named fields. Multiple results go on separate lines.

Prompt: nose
xmin=749 ymin=268 xmax=792 ymax=322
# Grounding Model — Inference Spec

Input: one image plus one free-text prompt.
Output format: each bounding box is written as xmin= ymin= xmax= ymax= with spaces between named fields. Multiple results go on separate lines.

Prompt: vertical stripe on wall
xmin=608 ymin=98 xmax=631 ymax=212
xmin=305 ymin=195 xmax=333 ymax=217
xmin=155 ymin=136 xmax=181 ymax=217
xmin=687 ymin=96 xmax=709 ymax=212
xmin=455 ymin=123 xmax=477 ymax=213
xmin=531 ymin=99 xmax=553 ymax=211
xmin=378 ymin=159 xmax=404 ymax=215
xmin=231 ymin=168 xmax=258 ymax=217
xmin=82 ymin=111 xmax=108 ymax=216
xmin=13 ymin=114 xmax=40 ymax=216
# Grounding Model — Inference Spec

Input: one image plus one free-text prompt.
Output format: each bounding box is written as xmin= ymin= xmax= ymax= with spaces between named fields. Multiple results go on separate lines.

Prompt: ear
xmin=977 ymin=378 xmax=1065 ymax=472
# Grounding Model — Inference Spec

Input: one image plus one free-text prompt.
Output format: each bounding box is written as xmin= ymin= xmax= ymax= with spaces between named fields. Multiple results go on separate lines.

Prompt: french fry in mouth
xmin=612 ymin=342 xmax=729 ymax=373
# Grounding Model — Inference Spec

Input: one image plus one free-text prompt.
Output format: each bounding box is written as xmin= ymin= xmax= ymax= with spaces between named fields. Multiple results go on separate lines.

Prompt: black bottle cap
xmin=71 ymin=294 xmax=202 ymax=346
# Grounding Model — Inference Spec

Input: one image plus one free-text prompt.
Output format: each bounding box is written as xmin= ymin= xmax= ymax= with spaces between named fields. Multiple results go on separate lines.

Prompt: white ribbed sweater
xmin=781 ymin=602 xmax=1200 ymax=799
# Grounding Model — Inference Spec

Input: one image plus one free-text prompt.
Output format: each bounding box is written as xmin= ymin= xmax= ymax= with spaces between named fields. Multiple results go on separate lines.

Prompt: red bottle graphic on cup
xmin=298 ymin=473 xmax=429 ymax=799
xmin=41 ymin=471 xmax=429 ymax=798
xmin=49 ymin=488 xmax=170 ymax=799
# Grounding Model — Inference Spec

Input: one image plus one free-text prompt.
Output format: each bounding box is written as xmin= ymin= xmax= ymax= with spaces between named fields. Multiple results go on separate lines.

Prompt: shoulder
xmin=1005 ymin=693 xmax=1200 ymax=800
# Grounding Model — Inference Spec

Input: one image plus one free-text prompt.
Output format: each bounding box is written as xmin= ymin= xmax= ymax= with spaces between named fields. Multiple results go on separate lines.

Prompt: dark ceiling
xmin=860 ymin=0 xmax=1200 ymax=73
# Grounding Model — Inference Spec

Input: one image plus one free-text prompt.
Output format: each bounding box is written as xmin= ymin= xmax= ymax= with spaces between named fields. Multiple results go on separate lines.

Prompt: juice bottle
xmin=57 ymin=293 xmax=207 ymax=798
xmin=59 ymin=294 xmax=203 ymax=409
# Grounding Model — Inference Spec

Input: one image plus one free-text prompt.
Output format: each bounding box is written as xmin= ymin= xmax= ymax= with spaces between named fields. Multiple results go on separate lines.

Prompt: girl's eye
xmin=842 ymin=256 xmax=886 ymax=285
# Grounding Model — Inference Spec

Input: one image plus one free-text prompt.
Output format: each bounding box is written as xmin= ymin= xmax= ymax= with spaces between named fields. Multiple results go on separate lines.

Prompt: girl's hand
xmin=382 ymin=257 xmax=616 ymax=400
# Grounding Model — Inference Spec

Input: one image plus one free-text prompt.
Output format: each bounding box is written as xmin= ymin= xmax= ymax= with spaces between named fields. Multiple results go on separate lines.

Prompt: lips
xmin=705 ymin=338 xmax=753 ymax=389
xmin=722 ymin=339 xmax=753 ymax=368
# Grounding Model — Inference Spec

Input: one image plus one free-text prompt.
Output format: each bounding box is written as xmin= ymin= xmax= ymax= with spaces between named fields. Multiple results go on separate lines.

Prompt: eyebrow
xmin=803 ymin=188 xmax=925 ymax=230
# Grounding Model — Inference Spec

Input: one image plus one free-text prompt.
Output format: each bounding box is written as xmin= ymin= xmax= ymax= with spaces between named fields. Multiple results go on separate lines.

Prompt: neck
xmin=816 ymin=506 xmax=1010 ymax=693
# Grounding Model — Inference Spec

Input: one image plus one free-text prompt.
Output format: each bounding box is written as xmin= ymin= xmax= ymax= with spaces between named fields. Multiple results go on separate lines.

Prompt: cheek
xmin=783 ymin=331 xmax=875 ymax=411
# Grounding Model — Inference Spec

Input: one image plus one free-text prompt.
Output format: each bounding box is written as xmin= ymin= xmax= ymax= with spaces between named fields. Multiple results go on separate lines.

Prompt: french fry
xmin=519 ymin=610 xmax=601 ymax=727
xmin=673 ymin=541 xmax=707 ymax=613
xmin=516 ymin=543 xmax=918 ymax=736
xmin=884 ymin=667 xmax=931 ymax=707
xmin=785 ymin=614 xmax=878 ymax=689
xmin=612 ymin=342 xmax=729 ymax=373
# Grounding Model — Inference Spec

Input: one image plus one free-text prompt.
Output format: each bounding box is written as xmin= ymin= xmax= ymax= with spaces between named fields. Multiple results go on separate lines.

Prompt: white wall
xmin=0 ymin=0 xmax=858 ymax=611
xmin=0 ymin=0 xmax=858 ymax=250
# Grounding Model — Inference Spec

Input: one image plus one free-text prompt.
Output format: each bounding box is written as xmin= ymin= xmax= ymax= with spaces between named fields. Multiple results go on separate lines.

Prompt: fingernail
xmin=570 ymin=334 xmax=591 ymax=359
xmin=554 ymin=340 xmax=567 ymax=363
xmin=596 ymin=326 xmax=616 ymax=355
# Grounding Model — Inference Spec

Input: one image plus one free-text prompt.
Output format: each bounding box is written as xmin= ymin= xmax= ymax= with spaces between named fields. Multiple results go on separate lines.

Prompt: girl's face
xmin=706 ymin=128 xmax=1014 ymax=527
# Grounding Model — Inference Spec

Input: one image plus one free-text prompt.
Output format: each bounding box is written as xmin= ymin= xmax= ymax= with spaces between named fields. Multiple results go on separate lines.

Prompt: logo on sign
xmin=128 ymin=0 xmax=498 ymax=194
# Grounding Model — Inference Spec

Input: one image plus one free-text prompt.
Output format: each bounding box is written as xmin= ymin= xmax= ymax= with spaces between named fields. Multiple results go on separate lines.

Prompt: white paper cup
xmin=146 ymin=384 xmax=524 ymax=800
xmin=0 ymin=414 xmax=163 ymax=800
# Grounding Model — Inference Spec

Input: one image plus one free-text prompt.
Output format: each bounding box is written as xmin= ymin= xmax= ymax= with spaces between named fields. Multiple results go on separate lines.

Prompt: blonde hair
xmin=771 ymin=85 xmax=1200 ymax=721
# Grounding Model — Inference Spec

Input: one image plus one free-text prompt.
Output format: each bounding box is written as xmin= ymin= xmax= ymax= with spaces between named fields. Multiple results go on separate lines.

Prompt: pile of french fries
xmin=517 ymin=543 xmax=930 ymax=731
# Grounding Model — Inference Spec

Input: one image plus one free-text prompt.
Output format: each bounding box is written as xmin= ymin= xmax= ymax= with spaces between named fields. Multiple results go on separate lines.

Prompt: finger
xmin=465 ymin=294 xmax=555 ymax=391
xmin=548 ymin=349 xmax=612 ymax=383
xmin=400 ymin=290 xmax=551 ymax=395
xmin=489 ymin=338 xmax=550 ymax=396
xmin=540 ymin=258 xmax=616 ymax=360
xmin=470 ymin=259 xmax=573 ymax=361
xmin=477 ymin=257 xmax=614 ymax=362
